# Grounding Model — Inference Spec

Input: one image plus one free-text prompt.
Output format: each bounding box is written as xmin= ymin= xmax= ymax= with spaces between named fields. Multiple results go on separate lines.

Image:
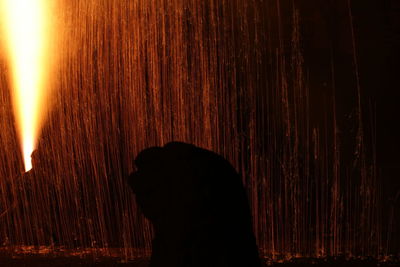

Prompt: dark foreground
xmin=0 ymin=256 xmax=399 ymax=267
xmin=0 ymin=247 xmax=398 ymax=267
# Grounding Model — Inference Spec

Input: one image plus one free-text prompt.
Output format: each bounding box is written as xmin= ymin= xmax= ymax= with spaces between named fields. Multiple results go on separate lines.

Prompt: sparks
xmin=1 ymin=0 xmax=53 ymax=171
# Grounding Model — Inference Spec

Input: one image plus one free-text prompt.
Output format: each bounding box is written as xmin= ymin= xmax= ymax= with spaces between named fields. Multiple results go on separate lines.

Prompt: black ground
xmin=0 ymin=256 xmax=399 ymax=267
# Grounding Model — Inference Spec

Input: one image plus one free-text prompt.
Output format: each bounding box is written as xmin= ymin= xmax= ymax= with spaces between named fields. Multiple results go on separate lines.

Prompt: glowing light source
xmin=1 ymin=0 xmax=53 ymax=171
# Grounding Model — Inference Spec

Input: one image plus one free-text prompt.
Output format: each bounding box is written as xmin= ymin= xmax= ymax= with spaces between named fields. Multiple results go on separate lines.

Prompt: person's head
xmin=128 ymin=142 xmax=250 ymax=226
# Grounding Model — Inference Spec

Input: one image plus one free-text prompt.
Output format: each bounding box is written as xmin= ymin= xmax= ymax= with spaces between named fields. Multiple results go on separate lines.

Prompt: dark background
xmin=0 ymin=0 xmax=399 ymax=260
xmin=299 ymin=0 xmax=400 ymax=253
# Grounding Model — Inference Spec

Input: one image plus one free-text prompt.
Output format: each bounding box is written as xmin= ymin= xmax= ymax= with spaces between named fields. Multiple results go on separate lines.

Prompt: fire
xmin=1 ymin=0 xmax=54 ymax=171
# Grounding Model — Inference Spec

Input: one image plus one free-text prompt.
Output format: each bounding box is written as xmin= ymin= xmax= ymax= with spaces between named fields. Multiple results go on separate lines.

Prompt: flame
xmin=1 ymin=0 xmax=53 ymax=171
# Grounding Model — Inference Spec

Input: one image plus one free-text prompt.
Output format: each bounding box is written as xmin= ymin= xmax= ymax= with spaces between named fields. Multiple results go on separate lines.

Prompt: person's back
xmin=128 ymin=142 xmax=261 ymax=267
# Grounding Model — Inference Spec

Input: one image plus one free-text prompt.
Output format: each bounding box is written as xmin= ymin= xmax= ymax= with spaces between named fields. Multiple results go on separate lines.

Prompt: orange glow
xmin=1 ymin=0 xmax=54 ymax=171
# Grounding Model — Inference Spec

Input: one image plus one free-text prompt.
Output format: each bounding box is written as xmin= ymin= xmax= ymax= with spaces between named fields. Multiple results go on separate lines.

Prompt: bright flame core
xmin=1 ymin=0 xmax=53 ymax=171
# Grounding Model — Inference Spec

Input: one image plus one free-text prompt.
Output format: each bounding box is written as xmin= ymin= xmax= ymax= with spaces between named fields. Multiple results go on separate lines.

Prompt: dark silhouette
xmin=0 ymin=147 xmax=60 ymax=246
xmin=128 ymin=142 xmax=261 ymax=267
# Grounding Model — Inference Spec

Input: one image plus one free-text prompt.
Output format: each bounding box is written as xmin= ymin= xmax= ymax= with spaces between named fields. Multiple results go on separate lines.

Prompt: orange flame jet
xmin=1 ymin=0 xmax=54 ymax=171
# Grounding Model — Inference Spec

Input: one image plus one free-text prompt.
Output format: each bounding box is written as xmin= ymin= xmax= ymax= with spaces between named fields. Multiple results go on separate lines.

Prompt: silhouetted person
xmin=128 ymin=142 xmax=261 ymax=267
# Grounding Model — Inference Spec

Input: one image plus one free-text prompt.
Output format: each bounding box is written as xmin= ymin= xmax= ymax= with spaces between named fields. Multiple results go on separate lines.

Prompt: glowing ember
xmin=0 ymin=0 xmax=53 ymax=171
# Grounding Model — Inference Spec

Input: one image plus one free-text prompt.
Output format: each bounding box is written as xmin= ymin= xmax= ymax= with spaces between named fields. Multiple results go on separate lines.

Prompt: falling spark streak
xmin=1 ymin=0 xmax=52 ymax=171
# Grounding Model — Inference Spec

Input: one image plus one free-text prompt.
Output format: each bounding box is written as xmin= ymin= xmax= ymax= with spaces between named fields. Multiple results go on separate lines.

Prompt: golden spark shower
xmin=0 ymin=0 xmax=397 ymax=264
xmin=1 ymin=0 xmax=53 ymax=171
